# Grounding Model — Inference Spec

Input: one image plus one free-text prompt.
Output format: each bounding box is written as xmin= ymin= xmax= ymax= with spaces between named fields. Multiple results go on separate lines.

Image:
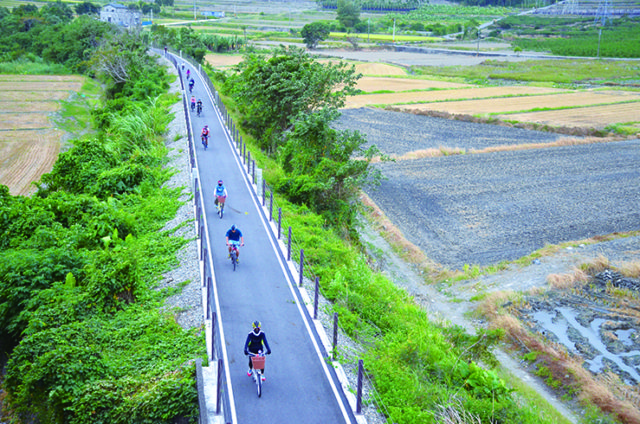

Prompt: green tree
xmin=277 ymin=107 xmax=382 ymax=227
xmin=75 ymin=1 xmax=101 ymax=15
xmin=337 ymin=0 xmax=360 ymax=28
xmin=301 ymin=21 xmax=330 ymax=49
xmin=224 ymin=46 xmax=360 ymax=152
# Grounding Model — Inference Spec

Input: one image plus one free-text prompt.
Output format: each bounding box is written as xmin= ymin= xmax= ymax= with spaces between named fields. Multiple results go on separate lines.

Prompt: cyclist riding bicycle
xmin=215 ymin=180 xmax=227 ymax=208
xmin=186 ymin=68 xmax=190 ymax=79
xmin=190 ymin=96 xmax=196 ymax=112
xmin=196 ymin=99 xmax=203 ymax=115
xmin=244 ymin=321 xmax=271 ymax=381
xmin=225 ymin=224 xmax=244 ymax=262
xmin=188 ymin=78 xmax=195 ymax=92
xmin=201 ymin=125 xmax=210 ymax=149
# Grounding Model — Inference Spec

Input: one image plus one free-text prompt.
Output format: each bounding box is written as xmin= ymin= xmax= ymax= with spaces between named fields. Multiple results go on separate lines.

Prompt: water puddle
xmin=532 ymin=307 xmax=640 ymax=384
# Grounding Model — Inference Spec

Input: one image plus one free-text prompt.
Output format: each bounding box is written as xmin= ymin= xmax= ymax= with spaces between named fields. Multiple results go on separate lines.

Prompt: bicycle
xmin=196 ymin=103 xmax=202 ymax=116
xmin=190 ymin=101 xmax=196 ymax=113
xmin=215 ymin=196 xmax=225 ymax=219
xmin=247 ymin=352 xmax=266 ymax=397
xmin=201 ymin=134 xmax=208 ymax=150
xmin=227 ymin=240 xmax=242 ymax=271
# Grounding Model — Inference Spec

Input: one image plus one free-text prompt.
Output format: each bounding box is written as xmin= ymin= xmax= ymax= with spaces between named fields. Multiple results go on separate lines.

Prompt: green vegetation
xmin=0 ymin=8 xmax=204 ymax=423
xmin=497 ymin=15 xmax=640 ymax=58
xmin=412 ymin=59 xmax=640 ymax=86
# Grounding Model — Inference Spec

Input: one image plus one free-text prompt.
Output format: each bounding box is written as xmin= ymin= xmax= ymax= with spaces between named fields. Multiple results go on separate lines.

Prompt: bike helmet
xmin=231 ymin=224 xmax=236 ymax=231
xmin=218 ymin=180 xmax=223 ymax=186
xmin=252 ymin=320 xmax=261 ymax=329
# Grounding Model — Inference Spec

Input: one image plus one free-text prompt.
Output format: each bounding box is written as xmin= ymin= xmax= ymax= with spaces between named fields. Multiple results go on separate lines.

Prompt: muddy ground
xmin=343 ymin=106 xmax=640 ymax=422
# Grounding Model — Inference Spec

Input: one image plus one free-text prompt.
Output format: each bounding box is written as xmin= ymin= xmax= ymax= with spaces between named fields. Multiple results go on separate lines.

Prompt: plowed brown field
xmin=0 ymin=75 xmax=80 ymax=195
xmin=0 ymin=138 xmax=60 ymax=196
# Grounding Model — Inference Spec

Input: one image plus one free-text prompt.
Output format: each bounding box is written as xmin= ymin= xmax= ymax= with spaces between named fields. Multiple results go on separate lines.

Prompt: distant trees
xmin=75 ymin=1 xmax=100 ymax=15
xmin=301 ymin=21 xmax=330 ymax=49
xmin=337 ymin=0 xmax=360 ymax=28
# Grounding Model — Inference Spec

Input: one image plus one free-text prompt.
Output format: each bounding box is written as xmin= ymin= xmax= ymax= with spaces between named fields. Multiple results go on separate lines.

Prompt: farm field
xmin=0 ymin=74 xmax=83 ymax=196
xmin=343 ymin=85 xmax=565 ymax=108
xmin=398 ymin=90 xmax=640 ymax=119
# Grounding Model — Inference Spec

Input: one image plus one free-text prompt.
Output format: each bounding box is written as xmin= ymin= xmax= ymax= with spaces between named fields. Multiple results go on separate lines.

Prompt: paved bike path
xmin=181 ymin=58 xmax=354 ymax=424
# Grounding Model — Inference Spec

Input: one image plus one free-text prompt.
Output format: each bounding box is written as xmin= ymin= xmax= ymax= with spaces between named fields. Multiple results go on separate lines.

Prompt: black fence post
xmin=200 ymin=227 xmax=204 ymax=259
xmin=356 ymin=359 xmax=364 ymax=414
xmin=332 ymin=312 xmax=338 ymax=360
xmin=202 ymin=249 xmax=208 ymax=287
xmin=299 ymin=249 xmax=304 ymax=287
xmin=247 ymin=151 xmax=251 ymax=172
xmin=211 ymin=311 xmax=216 ymax=360
xmin=314 ymin=276 xmax=319 ymax=319
xmin=269 ymin=191 xmax=273 ymax=222
xmin=206 ymin=277 xmax=212 ymax=319
xmin=287 ymin=226 xmax=292 ymax=261
xmin=262 ymin=179 xmax=266 ymax=206
xmin=252 ymin=160 xmax=256 ymax=184
xmin=243 ymin=143 xmax=246 ymax=164
xmin=277 ymin=208 xmax=282 ymax=239
xmin=216 ymin=358 xmax=223 ymax=415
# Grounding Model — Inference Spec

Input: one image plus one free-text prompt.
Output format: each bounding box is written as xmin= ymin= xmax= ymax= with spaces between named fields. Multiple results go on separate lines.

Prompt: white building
xmin=100 ymin=3 xmax=141 ymax=28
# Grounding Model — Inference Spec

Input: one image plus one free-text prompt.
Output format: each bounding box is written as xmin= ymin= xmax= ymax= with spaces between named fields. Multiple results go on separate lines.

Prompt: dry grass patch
xmin=546 ymin=268 xmax=589 ymax=289
xmin=618 ymin=261 xmax=640 ymax=278
xmin=204 ymin=53 xmax=243 ymax=68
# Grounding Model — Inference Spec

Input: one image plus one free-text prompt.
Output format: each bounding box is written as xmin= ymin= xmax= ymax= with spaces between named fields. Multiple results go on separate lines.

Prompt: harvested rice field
xmin=0 ymin=74 xmax=82 ymax=196
xmin=355 ymin=77 xmax=471 ymax=93
xmin=399 ymin=90 xmax=640 ymax=115
xmin=344 ymin=85 xmax=564 ymax=108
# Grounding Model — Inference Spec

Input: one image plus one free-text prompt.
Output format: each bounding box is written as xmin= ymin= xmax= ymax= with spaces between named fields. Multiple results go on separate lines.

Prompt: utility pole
xmin=597 ymin=27 xmax=602 ymax=59
xmin=367 ymin=18 xmax=370 ymax=42
xmin=193 ymin=0 xmax=196 ymax=21
xmin=392 ymin=18 xmax=395 ymax=43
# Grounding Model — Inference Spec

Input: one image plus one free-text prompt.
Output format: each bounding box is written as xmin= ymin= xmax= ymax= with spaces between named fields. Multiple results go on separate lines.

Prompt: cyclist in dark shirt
xmin=244 ymin=321 xmax=271 ymax=380
xmin=225 ymin=224 xmax=244 ymax=261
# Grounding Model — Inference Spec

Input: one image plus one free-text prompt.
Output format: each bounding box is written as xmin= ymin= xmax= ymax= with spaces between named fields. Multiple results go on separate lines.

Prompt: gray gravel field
xmin=342 ymin=109 xmax=640 ymax=269
xmin=336 ymin=108 xmax=564 ymax=154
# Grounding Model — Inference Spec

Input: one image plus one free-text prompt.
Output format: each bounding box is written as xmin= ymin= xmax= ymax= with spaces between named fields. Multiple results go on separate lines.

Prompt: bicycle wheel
xmin=256 ymin=370 xmax=262 ymax=397
xmin=219 ymin=203 xmax=224 ymax=219
xmin=231 ymin=250 xmax=237 ymax=271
